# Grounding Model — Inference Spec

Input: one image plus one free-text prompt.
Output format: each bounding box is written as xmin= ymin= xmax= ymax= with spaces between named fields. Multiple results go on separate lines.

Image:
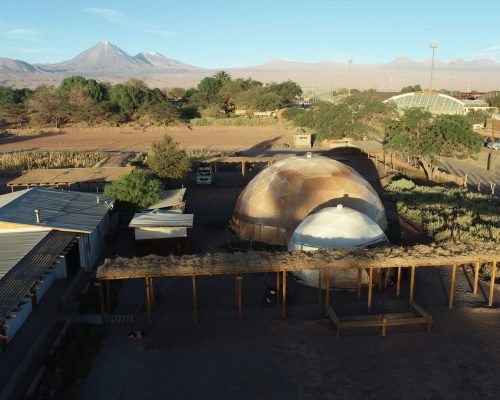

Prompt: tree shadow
xmin=0 ymin=130 xmax=65 ymax=146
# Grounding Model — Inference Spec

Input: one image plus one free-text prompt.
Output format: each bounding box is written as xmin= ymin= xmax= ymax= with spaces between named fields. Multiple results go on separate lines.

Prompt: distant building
xmin=384 ymin=92 xmax=466 ymax=115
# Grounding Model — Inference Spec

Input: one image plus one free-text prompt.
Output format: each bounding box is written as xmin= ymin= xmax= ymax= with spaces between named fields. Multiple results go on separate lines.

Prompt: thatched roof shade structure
xmin=97 ymin=242 xmax=500 ymax=281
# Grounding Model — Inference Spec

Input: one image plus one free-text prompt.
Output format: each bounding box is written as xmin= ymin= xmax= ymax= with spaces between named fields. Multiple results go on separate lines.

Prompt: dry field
xmin=0 ymin=126 xmax=293 ymax=153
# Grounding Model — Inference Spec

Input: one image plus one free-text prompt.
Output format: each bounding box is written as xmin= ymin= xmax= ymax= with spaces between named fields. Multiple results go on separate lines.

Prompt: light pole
xmin=348 ymin=57 xmax=353 ymax=95
xmin=430 ymin=40 xmax=438 ymax=91
xmin=450 ymin=61 xmax=455 ymax=96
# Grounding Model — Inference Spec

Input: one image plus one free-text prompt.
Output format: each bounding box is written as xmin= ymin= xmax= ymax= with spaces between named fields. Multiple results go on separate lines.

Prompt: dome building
xmin=230 ymin=155 xmax=387 ymax=246
xmin=288 ymin=205 xmax=388 ymax=287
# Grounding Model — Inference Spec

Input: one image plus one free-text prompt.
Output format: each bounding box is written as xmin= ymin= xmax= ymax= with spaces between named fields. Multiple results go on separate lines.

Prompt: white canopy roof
xmin=288 ymin=205 xmax=388 ymax=252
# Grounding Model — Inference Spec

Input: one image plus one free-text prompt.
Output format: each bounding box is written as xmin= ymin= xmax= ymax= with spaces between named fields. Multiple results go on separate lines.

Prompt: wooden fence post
xmin=409 ymin=266 xmax=416 ymax=307
xmin=473 ymin=262 xmax=480 ymax=295
xmin=488 ymin=261 xmax=497 ymax=307
xmin=396 ymin=267 xmax=402 ymax=297
xmin=449 ymin=264 xmax=457 ymax=309
xmin=367 ymin=268 xmax=373 ymax=314
xmin=192 ymin=275 xmax=198 ymax=325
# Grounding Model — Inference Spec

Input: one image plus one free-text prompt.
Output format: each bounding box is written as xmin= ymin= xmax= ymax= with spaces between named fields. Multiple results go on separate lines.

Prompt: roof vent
xmin=34 ymin=209 xmax=41 ymax=223
xmin=306 ymin=152 xmax=312 ymax=158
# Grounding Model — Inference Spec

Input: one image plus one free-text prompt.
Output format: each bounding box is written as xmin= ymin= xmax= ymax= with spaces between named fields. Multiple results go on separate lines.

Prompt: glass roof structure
xmin=384 ymin=92 xmax=465 ymax=115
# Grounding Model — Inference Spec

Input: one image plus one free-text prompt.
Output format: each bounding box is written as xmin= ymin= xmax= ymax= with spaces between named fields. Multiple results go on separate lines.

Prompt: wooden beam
xmin=489 ymin=261 xmax=497 ymax=307
xmin=145 ymin=277 xmax=152 ymax=324
xmin=368 ymin=268 xmax=373 ymax=313
xmin=241 ymin=161 xmax=245 ymax=177
xmin=473 ymin=262 xmax=480 ymax=295
xmin=281 ymin=271 xmax=286 ymax=320
xmin=409 ymin=265 xmax=416 ymax=307
xmin=325 ymin=271 xmax=331 ymax=307
xmin=356 ymin=268 xmax=362 ymax=300
xmin=396 ymin=267 xmax=402 ymax=297
xmin=449 ymin=264 xmax=457 ymax=309
xmin=192 ymin=275 xmax=198 ymax=324
xmin=318 ymin=269 xmax=322 ymax=304
xmin=236 ymin=275 xmax=243 ymax=322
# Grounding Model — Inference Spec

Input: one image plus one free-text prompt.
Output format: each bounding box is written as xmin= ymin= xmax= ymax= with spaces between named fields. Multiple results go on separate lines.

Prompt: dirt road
xmin=0 ymin=126 xmax=293 ymax=152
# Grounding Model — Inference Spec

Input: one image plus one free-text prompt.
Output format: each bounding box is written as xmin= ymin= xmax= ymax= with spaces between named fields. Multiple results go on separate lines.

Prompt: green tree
xmin=384 ymin=108 xmax=482 ymax=179
xmin=490 ymin=95 xmax=500 ymax=108
xmin=265 ymin=81 xmax=302 ymax=105
xmin=28 ymin=86 xmax=71 ymax=128
xmin=104 ymin=169 xmax=162 ymax=211
xmin=148 ymin=135 xmax=191 ymax=179
xmin=466 ymin=109 xmax=492 ymax=125
xmin=401 ymin=84 xmax=423 ymax=93
xmin=59 ymin=76 xmax=87 ymax=92
xmin=213 ymin=70 xmax=231 ymax=86
xmin=254 ymin=92 xmax=282 ymax=111
xmin=167 ymin=87 xmax=187 ymax=100
xmin=147 ymin=102 xmax=180 ymax=124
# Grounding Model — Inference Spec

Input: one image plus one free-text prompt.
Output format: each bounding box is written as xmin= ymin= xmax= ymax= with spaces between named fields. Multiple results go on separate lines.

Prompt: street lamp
xmin=347 ymin=58 xmax=353 ymax=95
xmin=430 ymin=40 xmax=438 ymax=91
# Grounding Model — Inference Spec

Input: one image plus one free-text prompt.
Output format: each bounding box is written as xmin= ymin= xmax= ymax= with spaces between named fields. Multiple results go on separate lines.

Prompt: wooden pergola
xmin=97 ymin=243 xmax=499 ymax=335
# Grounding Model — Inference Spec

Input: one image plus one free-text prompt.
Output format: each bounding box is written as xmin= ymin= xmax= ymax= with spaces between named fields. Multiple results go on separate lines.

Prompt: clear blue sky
xmin=1 ymin=0 xmax=499 ymax=67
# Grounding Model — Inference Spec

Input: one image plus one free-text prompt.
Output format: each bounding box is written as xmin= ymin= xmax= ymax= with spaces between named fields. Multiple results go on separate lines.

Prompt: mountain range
xmin=1 ymin=41 xmax=499 ymax=91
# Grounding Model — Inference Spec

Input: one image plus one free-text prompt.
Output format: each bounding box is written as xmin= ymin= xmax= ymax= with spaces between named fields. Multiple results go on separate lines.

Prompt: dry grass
xmin=0 ymin=151 xmax=107 ymax=177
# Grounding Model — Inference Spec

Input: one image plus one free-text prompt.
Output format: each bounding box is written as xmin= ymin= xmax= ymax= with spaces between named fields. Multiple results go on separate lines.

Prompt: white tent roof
xmin=287 ymin=205 xmax=388 ymax=252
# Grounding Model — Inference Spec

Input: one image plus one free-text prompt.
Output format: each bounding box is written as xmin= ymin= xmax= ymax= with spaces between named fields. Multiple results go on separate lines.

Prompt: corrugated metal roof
xmin=0 ymin=230 xmax=51 ymax=279
xmin=0 ymin=230 xmax=76 ymax=325
xmin=0 ymin=187 xmax=112 ymax=233
xmin=129 ymin=212 xmax=193 ymax=228
xmin=146 ymin=188 xmax=186 ymax=210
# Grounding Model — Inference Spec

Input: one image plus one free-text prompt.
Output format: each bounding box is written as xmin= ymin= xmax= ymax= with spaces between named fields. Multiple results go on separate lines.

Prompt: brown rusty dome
xmin=230 ymin=155 xmax=387 ymax=246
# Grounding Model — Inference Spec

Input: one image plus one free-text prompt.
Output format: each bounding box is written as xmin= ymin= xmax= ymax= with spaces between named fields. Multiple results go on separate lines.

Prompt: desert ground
xmin=0 ymin=126 xmax=293 ymax=153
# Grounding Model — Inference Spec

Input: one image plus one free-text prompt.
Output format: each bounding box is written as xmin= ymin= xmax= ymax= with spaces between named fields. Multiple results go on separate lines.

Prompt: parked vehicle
xmin=486 ymin=139 xmax=500 ymax=150
xmin=196 ymin=166 xmax=213 ymax=184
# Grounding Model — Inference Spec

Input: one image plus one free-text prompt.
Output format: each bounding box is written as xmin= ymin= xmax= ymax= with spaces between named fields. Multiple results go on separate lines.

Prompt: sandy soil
xmin=0 ymin=126 xmax=293 ymax=152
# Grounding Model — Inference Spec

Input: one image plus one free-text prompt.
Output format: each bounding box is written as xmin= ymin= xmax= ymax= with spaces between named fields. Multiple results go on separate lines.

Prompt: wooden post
xmin=325 ymin=271 xmax=331 ymax=307
xmin=192 ymin=275 xmax=197 ymax=324
xmin=409 ymin=265 xmax=416 ymax=307
xmin=318 ymin=269 xmax=322 ymax=304
xmin=99 ymin=281 xmax=106 ymax=324
xmin=276 ymin=271 xmax=281 ymax=305
xmin=281 ymin=271 xmax=286 ymax=320
xmin=396 ymin=267 xmax=402 ymax=297
xmin=149 ymin=277 xmax=154 ymax=305
xmin=488 ymin=261 xmax=497 ymax=307
xmin=367 ymin=268 xmax=373 ymax=314
xmin=383 ymin=153 xmax=387 ymax=172
xmin=241 ymin=161 xmax=246 ymax=177
xmin=449 ymin=264 xmax=457 ymax=309
xmin=473 ymin=262 xmax=480 ymax=295
xmin=381 ymin=317 xmax=387 ymax=337
xmin=105 ymin=280 xmax=111 ymax=313
xmin=356 ymin=268 xmax=362 ymax=300
xmin=236 ymin=276 xmax=243 ymax=322
xmin=145 ymin=277 xmax=152 ymax=324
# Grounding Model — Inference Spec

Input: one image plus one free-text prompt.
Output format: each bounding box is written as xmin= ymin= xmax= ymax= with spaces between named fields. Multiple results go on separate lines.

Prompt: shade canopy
xmin=230 ymin=155 xmax=386 ymax=246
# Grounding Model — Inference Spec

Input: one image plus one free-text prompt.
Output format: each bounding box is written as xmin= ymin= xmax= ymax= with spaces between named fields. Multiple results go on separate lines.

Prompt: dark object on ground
xmin=128 ymin=330 xmax=145 ymax=338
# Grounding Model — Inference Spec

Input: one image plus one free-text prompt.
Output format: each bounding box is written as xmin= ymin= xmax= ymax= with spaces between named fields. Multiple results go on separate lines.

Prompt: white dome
xmin=287 ymin=206 xmax=388 ymax=252
xmin=231 ymin=155 xmax=387 ymax=246
xmin=288 ymin=206 xmax=388 ymax=288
